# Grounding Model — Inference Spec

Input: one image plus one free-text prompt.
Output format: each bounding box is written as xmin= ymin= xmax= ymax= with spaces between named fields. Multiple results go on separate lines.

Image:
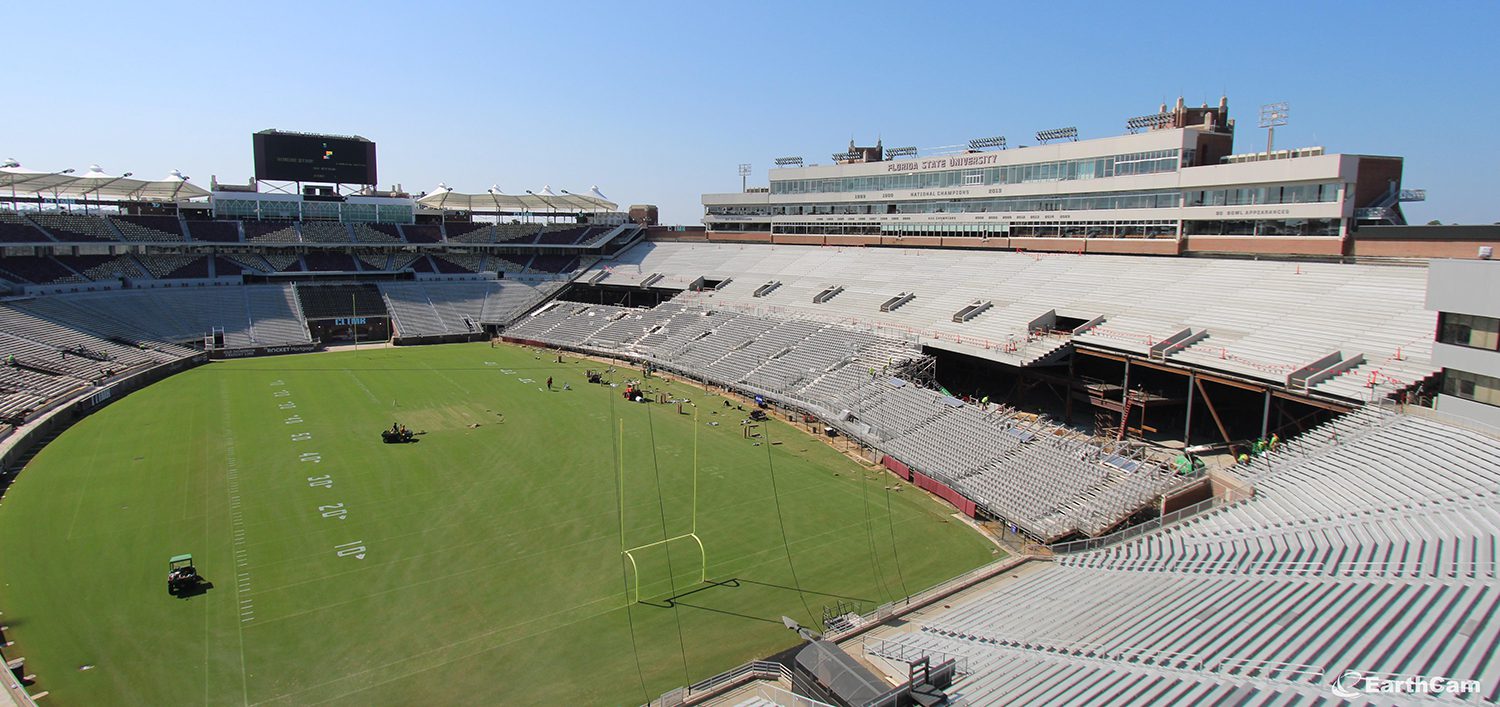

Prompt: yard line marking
xmin=343 ymin=370 xmax=382 ymax=405
xmin=221 ymin=382 xmax=253 ymax=704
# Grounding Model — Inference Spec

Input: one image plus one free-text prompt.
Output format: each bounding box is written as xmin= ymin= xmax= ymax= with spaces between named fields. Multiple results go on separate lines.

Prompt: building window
xmin=1439 ymin=312 xmax=1500 ymax=351
xmin=1443 ymin=369 xmax=1500 ymax=407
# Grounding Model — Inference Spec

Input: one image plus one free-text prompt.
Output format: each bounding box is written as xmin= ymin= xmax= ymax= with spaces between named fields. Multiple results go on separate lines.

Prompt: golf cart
xmin=167 ymin=553 xmax=201 ymax=596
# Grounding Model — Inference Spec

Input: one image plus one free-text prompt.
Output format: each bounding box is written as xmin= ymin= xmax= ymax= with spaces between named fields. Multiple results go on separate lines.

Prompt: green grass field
xmin=0 ymin=343 xmax=996 ymax=706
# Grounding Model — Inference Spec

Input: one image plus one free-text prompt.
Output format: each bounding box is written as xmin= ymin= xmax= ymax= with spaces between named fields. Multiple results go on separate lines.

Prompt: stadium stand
xmin=0 ymin=256 xmax=86 ymax=284
xmin=27 ymin=212 xmax=120 ymax=242
xmin=148 ymin=255 xmax=211 ymax=279
xmin=429 ymin=254 xmax=481 ymax=274
xmin=529 ymin=255 xmax=579 ymax=273
xmin=351 ymin=223 xmax=404 ymax=243
xmin=381 ymin=280 xmax=561 ymax=338
xmin=296 ymin=283 xmax=387 ymax=320
xmin=262 ymin=253 xmax=303 ymax=272
xmin=495 ymin=223 xmax=541 ymax=243
xmin=110 ymin=214 xmax=186 ymax=242
xmin=399 ymin=224 xmax=442 ymax=243
xmin=355 ymin=254 xmax=389 ymax=271
xmin=536 ymin=225 xmax=591 ymax=245
xmin=863 ymin=408 xmax=1500 ymax=704
xmin=301 ymin=253 xmax=358 ymax=272
xmin=298 ymin=221 xmax=354 ymax=243
xmin=184 ymin=219 xmax=242 ymax=242
xmin=242 ymin=220 xmax=302 ymax=243
xmin=443 ymin=222 xmax=493 ymax=244
xmin=211 ymin=256 xmax=245 ymax=276
xmin=589 ymin=242 xmax=1437 ymax=403
xmin=388 ymin=253 xmax=423 ymax=272
xmin=62 ymin=254 xmax=149 ymax=281
xmin=0 ymin=212 xmax=52 ymax=243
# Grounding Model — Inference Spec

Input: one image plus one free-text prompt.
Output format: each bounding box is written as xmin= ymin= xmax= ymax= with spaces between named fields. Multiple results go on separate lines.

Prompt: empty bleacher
xmin=295 ymin=283 xmax=388 ymax=320
xmin=351 ymin=223 xmax=404 ymax=243
xmin=866 ymin=408 xmax=1500 ymax=704
xmin=301 ymin=253 xmax=358 ymax=272
xmin=380 ymin=280 xmax=560 ymax=338
xmin=399 ymin=224 xmax=442 ymax=243
xmin=28 ymin=212 xmax=120 ymax=242
xmin=0 ymin=213 xmax=52 ymax=243
xmin=0 ymin=257 xmax=86 ymax=284
xmin=298 ymin=221 xmax=354 ymax=243
xmin=135 ymin=254 xmax=210 ymax=279
xmin=242 ymin=220 xmax=301 ymax=243
xmin=443 ymin=222 xmax=493 ymax=244
xmin=588 ymin=242 xmax=1437 ymax=404
xmin=110 ymin=215 xmax=186 ymax=242
xmin=185 ymin=220 xmax=242 ymax=242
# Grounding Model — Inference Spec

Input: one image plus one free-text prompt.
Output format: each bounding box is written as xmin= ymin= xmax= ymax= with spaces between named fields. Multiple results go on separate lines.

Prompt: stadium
xmin=0 ymin=91 xmax=1498 ymax=707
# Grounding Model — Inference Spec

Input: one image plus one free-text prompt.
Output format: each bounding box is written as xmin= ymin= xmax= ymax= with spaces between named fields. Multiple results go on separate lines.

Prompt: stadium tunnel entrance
xmin=295 ymin=283 xmax=393 ymax=343
xmin=554 ymin=281 xmax=683 ymax=307
xmin=925 ymin=344 xmax=1346 ymax=456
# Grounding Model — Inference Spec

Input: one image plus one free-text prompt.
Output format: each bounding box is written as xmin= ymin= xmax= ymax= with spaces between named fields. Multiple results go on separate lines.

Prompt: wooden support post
xmin=1064 ymin=354 xmax=1075 ymax=424
xmin=1195 ymin=377 xmax=1233 ymax=444
xmin=1183 ymin=372 xmax=1195 ymax=446
xmin=1261 ymin=389 xmax=1272 ymax=439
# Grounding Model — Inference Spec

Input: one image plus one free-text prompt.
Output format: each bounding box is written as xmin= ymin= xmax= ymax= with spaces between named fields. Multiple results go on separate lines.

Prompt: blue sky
xmin=3 ymin=0 xmax=1496 ymax=226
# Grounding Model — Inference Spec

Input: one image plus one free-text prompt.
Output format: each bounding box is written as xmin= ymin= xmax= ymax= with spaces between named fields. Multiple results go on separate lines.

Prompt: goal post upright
xmin=619 ymin=405 xmax=708 ymax=604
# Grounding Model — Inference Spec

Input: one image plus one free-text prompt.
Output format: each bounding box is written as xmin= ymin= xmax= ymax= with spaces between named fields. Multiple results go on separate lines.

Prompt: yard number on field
xmin=319 ymin=503 xmax=348 ymax=520
xmin=300 ymin=452 xmax=322 ymax=463
xmin=307 ymin=474 xmax=333 ymax=488
xmin=291 ymin=432 xmax=312 ymax=441
xmin=334 ymin=540 xmax=366 ymax=560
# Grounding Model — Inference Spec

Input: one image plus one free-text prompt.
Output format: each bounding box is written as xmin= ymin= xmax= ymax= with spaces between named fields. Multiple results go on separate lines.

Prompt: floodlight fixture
xmin=885 ymin=146 xmax=918 ymax=159
xmin=1035 ymin=127 xmax=1079 ymax=144
xmin=737 ymin=163 xmax=752 ymax=191
xmin=1125 ymin=113 xmax=1172 ymax=133
xmin=967 ymin=136 xmax=1006 ymax=150
xmin=1259 ymin=101 xmax=1289 ymax=155
xmin=774 ymin=156 xmax=804 ymax=167
xmin=831 ymin=151 xmax=859 ymax=163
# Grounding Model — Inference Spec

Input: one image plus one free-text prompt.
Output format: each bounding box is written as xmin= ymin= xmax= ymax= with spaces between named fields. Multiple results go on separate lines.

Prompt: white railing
xmin=863 ymin=637 xmax=970 ymax=675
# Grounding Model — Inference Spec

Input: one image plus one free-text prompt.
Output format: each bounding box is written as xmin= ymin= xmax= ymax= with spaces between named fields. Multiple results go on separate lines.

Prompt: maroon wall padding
xmin=882 ymin=454 xmax=978 ymax=517
xmin=882 ymin=454 xmax=913 ymax=481
xmin=911 ymin=470 xmax=978 ymax=517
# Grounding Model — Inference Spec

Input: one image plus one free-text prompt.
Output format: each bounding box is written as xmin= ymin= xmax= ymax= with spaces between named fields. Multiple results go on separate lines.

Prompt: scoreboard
xmin=252 ymin=130 xmax=377 ymax=185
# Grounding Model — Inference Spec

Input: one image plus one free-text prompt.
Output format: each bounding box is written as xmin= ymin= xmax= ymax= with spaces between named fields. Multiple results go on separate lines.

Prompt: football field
xmin=0 ymin=343 xmax=996 ymax=705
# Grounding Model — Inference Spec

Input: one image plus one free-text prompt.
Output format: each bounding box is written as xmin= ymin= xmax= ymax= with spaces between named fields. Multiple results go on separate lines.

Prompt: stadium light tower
xmin=1259 ymin=101 xmax=1289 ymax=156
xmin=738 ymin=163 xmax=752 ymax=192
xmin=774 ymin=156 xmax=804 ymax=168
xmin=885 ymin=146 xmax=918 ymax=159
xmin=1035 ymin=127 xmax=1079 ymax=144
xmin=967 ymin=136 xmax=1006 ymax=151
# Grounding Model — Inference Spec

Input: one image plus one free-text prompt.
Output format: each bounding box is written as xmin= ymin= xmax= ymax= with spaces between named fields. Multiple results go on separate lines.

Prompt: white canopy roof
xmin=0 ymin=162 xmax=210 ymax=201
xmin=416 ymin=184 xmax=616 ymax=213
